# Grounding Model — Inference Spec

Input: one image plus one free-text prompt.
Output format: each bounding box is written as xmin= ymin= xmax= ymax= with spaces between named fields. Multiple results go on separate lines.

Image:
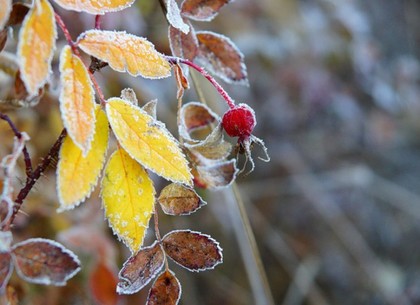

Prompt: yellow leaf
xmin=52 ymin=0 xmax=134 ymax=14
xmin=59 ymin=45 xmax=96 ymax=154
xmin=17 ymin=0 xmax=56 ymax=96
xmin=57 ymin=105 xmax=109 ymax=211
xmin=101 ymin=148 xmax=155 ymax=252
xmin=106 ymin=98 xmax=192 ymax=186
xmin=0 ymin=0 xmax=12 ymax=30
xmin=77 ymin=30 xmax=171 ymax=79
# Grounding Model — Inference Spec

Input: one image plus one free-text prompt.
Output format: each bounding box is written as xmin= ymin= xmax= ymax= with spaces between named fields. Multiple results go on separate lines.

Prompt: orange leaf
xmin=59 ymin=45 xmax=96 ymax=153
xmin=77 ymin=30 xmax=171 ymax=79
xmin=89 ymin=261 xmax=119 ymax=305
xmin=17 ymin=0 xmax=56 ymax=96
xmin=0 ymin=0 xmax=12 ymax=30
xmin=146 ymin=270 xmax=181 ymax=305
xmin=52 ymin=0 xmax=134 ymax=15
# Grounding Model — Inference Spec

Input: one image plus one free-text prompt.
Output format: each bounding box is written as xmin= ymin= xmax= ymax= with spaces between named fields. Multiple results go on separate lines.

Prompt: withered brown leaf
xmin=6 ymin=3 xmax=30 ymax=26
xmin=181 ymin=0 xmax=231 ymax=22
xmin=11 ymin=238 xmax=81 ymax=286
xmin=174 ymin=64 xmax=189 ymax=99
xmin=117 ymin=241 xmax=165 ymax=294
xmin=169 ymin=21 xmax=198 ymax=62
xmin=193 ymin=159 xmax=237 ymax=189
xmin=89 ymin=261 xmax=119 ymax=305
xmin=147 ymin=270 xmax=181 ymax=305
xmin=162 ymin=230 xmax=222 ymax=271
xmin=0 ymin=252 xmax=13 ymax=292
xmin=158 ymin=183 xmax=206 ymax=215
xmin=196 ymin=31 xmax=248 ymax=85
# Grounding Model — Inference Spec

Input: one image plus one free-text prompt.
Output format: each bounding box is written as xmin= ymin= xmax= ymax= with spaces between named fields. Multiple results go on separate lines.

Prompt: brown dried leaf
xmin=196 ymin=31 xmax=248 ymax=85
xmin=117 ymin=241 xmax=165 ymax=294
xmin=158 ymin=183 xmax=206 ymax=215
xmin=90 ymin=261 xmax=119 ymax=305
xmin=162 ymin=230 xmax=222 ymax=271
xmin=169 ymin=21 xmax=198 ymax=61
xmin=6 ymin=3 xmax=30 ymax=26
xmin=179 ymin=101 xmax=220 ymax=143
xmin=147 ymin=270 xmax=181 ymax=305
xmin=11 ymin=238 xmax=81 ymax=286
xmin=181 ymin=0 xmax=231 ymax=22
xmin=193 ymin=159 xmax=237 ymax=189
xmin=174 ymin=64 xmax=189 ymax=99
xmin=0 ymin=252 xmax=13 ymax=292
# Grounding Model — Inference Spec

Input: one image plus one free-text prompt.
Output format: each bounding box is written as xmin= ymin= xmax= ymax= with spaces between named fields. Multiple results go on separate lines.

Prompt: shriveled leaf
xmin=101 ymin=149 xmax=155 ymax=253
xmin=162 ymin=230 xmax=223 ymax=271
xmin=52 ymin=0 xmax=134 ymax=15
xmin=194 ymin=159 xmax=237 ymax=189
xmin=142 ymin=99 xmax=158 ymax=119
xmin=185 ymin=123 xmax=232 ymax=163
xmin=147 ymin=270 xmax=181 ymax=305
xmin=166 ymin=0 xmax=189 ymax=34
xmin=179 ymin=101 xmax=219 ymax=143
xmin=57 ymin=106 xmax=109 ymax=211
xmin=158 ymin=183 xmax=205 ymax=215
xmin=17 ymin=0 xmax=56 ymax=96
xmin=181 ymin=0 xmax=231 ymax=22
xmin=106 ymin=98 xmax=192 ymax=185
xmin=77 ymin=30 xmax=171 ymax=79
xmin=196 ymin=31 xmax=248 ymax=85
xmin=174 ymin=64 xmax=189 ymax=99
xmin=90 ymin=261 xmax=119 ymax=305
xmin=11 ymin=238 xmax=81 ymax=286
xmin=120 ymin=87 xmax=138 ymax=106
xmin=59 ymin=45 xmax=96 ymax=153
xmin=0 ymin=252 xmax=13 ymax=292
xmin=0 ymin=0 xmax=12 ymax=30
xmin=6 ymin=3 xmax=30 ymax=26
xmin=117 ymin=241 xmax=165 ymax=295
xmin=169 ymin=21 xmax=198 ymax=62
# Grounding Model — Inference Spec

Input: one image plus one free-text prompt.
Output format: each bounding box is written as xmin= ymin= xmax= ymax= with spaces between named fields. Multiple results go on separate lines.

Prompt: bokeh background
xmin=2 ymin=0 xmax=420 ymax=304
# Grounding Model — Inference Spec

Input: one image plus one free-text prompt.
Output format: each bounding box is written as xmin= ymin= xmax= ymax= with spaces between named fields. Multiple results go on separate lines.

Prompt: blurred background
xmin=2 ymin=0 xmax=420 ymax=304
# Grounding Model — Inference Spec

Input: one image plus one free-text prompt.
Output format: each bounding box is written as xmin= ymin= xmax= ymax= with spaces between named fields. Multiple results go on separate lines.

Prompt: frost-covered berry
xmin=222 ymin=103 xmax=256 ymax=139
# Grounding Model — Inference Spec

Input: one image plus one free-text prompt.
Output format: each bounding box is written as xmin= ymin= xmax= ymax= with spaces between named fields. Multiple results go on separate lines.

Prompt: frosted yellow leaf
xmin=0 ymin=0 xmax=12 ymax=30
xmin=17 ymin=0 xmax=56 ymax=96
xmin=57 ymin=105 xmax=109 ymax=211
xmin=77 ymin=30 xmax=171 ymax=79
xmin=52 ymin=0 xmax=134 ymax=14
xmin=59 ymin=45 xmax=96 ymax=154
xmin=101 ymin=148 xmax=155 ymax=253
xmin=106 ymin=98 xmax=192 ymax=186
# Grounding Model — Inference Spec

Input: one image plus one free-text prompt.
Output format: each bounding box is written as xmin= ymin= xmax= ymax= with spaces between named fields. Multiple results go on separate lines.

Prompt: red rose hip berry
xmin=222 ymin=103 xmax=256 ymax=140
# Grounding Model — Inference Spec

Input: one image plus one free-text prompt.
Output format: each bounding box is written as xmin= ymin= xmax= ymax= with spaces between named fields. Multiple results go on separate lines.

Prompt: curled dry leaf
xmin=6 ymin=3 xmax=30 ymax=27
xmin=57 ymin=105 xmax=109 ymax=211
xmin=106 ymin=98 xmax=192 ymax=186
xmin=181 ymin=0 xmax=231 ymax=22
xmin=0 ymin=252 xmax=13 ymax=292
xmin=196 ymin=31 xmax=248 ymax=85
xmin=101 ymin=148 xmax=155 ymax=253
xmin=158 ymin=183 xmax=206 ymax=216
xmin=89 ymin=260 xmax=119 ymax=305
xmin=17 ymin=0 xmax=56 ymax=96
xmin=52 ymin=0 xmax=134 ymax=15
xmin=120 ymin=87 xmax=138 ymax=106
xmin=166 ymin=0 xmax=189 ymax=34
xmin=147 ymin=270 xmax=181 ymax=305
xmin=59 ymin=45 xmax=96 ymax=154
xmin=0 ymin=0 xmax=12 ymax=31
xmin=77 ymin=30 xmax=171 ymax=79
xmin=193 ymin=159 xmax=238 ymax=189
xmin=174 ymin=64 xmax=189 ymax=99
xmin=11 ymin=238 xmax=81 ymax=286
xmin=178 ymin=101 xmax=219 ymax=143
xmin=162 ymin=230 xmax=223 ymax=271
xmin=169 ymin=21 xmax=198 ymax=62
xmin=117 ymin=241 xmax=165 ymax=294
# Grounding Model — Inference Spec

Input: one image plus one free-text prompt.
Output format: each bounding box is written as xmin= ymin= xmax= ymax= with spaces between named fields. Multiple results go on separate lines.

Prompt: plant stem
xmin=166 ymin=56 xmax=236 ymax=109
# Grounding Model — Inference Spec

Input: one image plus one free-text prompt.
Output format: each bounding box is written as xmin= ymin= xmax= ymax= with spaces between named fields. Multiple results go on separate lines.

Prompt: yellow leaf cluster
xmin=77 ymin=30 xmax=171 ymax=79
xmin=106 ymin=98 xmax=192 ymax=186
xmin=57 ymin=106 xmax=109 ymax=211
xmin=18 ymin=0 xmax=56 ymax=96
xmin=52 ymin=0 xmax=135 ymax=15
xmin=59 ymin=45 xmax=96 ymax=154
xmin=101 ymin=148 xmax=155 ymax=253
